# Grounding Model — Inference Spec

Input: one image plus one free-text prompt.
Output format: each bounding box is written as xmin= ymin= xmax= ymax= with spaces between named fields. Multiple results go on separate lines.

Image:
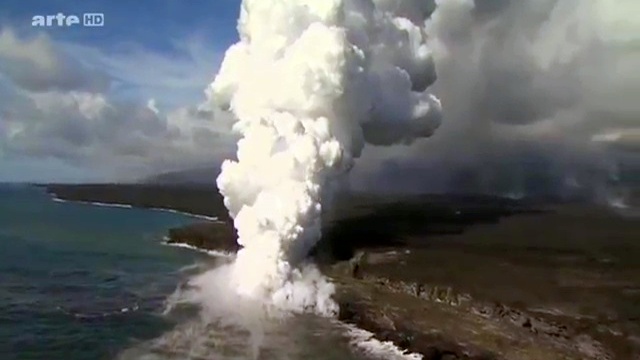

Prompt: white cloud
xmin=62 ymin=34 xmax=225 ymax=108
xmin=0 ymin=29 xmax=110 ymax=93
xmin=0 ymin=27 xmax=236 ymax=181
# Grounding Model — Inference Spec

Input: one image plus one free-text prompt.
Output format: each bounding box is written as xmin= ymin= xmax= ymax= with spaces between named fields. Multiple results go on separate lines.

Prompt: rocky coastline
xmin=45 ymin=184 xmax=640 ymax=359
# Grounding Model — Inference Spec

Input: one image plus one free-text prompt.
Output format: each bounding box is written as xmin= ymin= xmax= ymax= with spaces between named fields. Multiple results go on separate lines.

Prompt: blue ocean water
xmin=0 ymin=185 xmax=204 ymax=360
xmin=0 ymin=185 xmax=411 ymax=360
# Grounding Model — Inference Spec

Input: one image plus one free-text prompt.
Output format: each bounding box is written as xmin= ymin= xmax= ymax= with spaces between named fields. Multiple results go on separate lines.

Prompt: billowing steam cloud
xmin=352 ymin=0 xmax=639 ymax=204
xmin=206 ymin=0 xmax=442 ymax=314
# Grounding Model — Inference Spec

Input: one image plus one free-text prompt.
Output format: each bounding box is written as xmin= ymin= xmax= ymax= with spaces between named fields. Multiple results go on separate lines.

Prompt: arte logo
xmin=32 ymin=13 xmax=104 ymax=27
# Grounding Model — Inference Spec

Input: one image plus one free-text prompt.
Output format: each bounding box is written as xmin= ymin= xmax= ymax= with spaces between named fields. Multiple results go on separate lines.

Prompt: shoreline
xmin=53 ymin=195 xmax=221 ymax=222
xmin=45 ymin=186 xmax=222 ymax=222
xmin=45 ymin=185 xmax=426 ymax=360
xmin=40 ymin=183 xmax=640 ymax=359
xmin=160 ymin=238 xmax=233 ymax=258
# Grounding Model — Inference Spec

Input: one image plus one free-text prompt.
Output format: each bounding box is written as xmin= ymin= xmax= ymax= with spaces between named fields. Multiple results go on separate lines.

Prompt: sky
xmin=0 ymin=0 xmax=637 ymax=202
xmin=0 ymin=0 xmax=241 ymax=182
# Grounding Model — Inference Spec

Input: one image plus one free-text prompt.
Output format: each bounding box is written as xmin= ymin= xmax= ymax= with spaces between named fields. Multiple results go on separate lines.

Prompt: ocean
xmin=0 ymin=185 xmax=410 ymax=360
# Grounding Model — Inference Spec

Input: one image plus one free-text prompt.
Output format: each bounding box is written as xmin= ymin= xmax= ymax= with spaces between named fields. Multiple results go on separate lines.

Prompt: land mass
xmin=45 ymin=184 xmax=640 ymax=360
xmin=45 ymin=183 xmax=229 ymax=220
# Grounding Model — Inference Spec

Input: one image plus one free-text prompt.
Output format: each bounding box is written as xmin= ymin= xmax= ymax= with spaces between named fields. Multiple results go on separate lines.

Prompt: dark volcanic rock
xmin=338 ymin=299 xmax=497 ymax=360
xmin=331 ymin=264 xmax=612 ymax=360
xmin=46 ymin=184 xmax=229 ymax=221
xmin=166 ymin=221 xmax=239 ymax=253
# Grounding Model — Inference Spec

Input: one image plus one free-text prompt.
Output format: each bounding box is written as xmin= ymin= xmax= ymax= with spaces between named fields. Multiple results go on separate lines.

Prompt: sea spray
xmin=204 ymin=0 xmax=443 ymax=315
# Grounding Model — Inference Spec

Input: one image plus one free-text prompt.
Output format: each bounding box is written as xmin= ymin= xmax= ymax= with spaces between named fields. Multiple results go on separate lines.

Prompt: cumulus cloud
xmin=1 ymin=87 xmax=235 ymax=178
xmin=0 ymin=28 xmax=235 ymax=181
xmin=351 ymin=0 xmax=640 ymax=202
xmin=0 ymin=29 xmax=110 ymax=93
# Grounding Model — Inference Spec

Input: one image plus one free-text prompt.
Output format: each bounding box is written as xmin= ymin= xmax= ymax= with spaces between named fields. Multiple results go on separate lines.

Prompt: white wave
xmin=608 ymin=196 xmax=629 ymax=210
xmin=175 ymin=262 xmax=207 ymax=273
xmin=504 ymin=191 xmax=526 ymax=200
xmin=612 ymin=205 xmax=640 ymax=218
xmin=57 ymin=303 xmax=140 ymax=319
xmin=50 ymin=195 xmax=133 ymax=209
xmin=341 ymin=323 xmax=423 ymax=360
xmin=49 ymin=193 xmax=220 ymax=221
xmin=79 ymin=201 xmax=133 ymax=209
xmin=148 ymin=207 xmax=220 ymax=222
xmin=162 ymin=240 xmax=234 ymax=258
xmin=604 ymin=191 xmax=640 ymax=218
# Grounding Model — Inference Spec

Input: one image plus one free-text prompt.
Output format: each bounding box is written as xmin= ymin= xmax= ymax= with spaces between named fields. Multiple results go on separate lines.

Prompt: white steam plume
xmin=206 ymin=0 xmax=442 ymax=314
xmin=352 ymin=0 xmax=639 ymax=203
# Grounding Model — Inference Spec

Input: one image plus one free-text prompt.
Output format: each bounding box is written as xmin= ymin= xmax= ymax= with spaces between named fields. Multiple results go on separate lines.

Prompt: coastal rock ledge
xmin=166 ymin=221 xmax=612 ymax=360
